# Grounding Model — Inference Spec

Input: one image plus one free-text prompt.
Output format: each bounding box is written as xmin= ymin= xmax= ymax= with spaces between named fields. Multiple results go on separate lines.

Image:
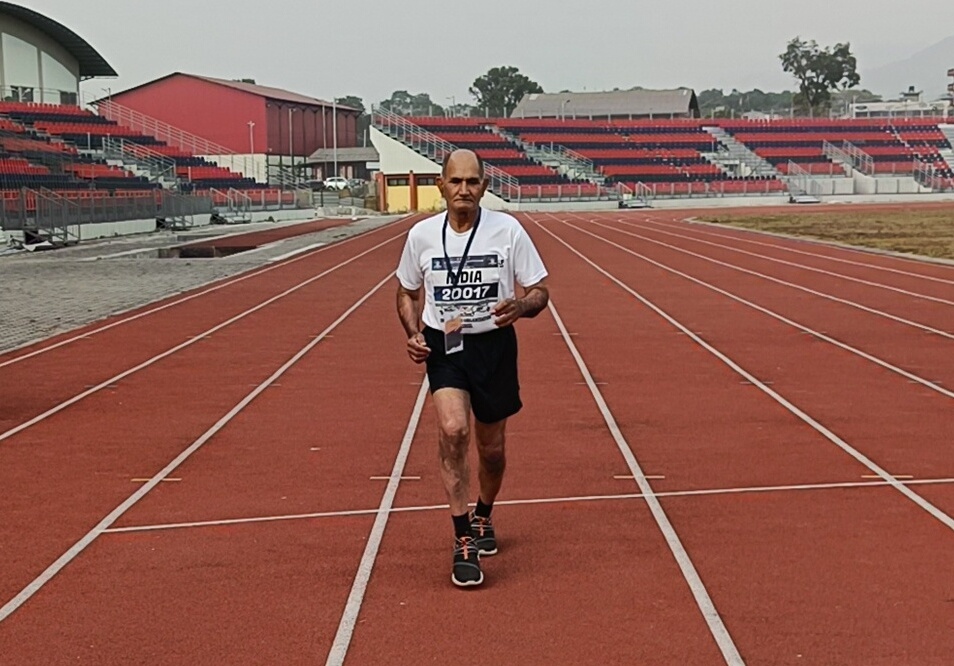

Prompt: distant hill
xmin=862 ymin=36 xmax=954 ymax=100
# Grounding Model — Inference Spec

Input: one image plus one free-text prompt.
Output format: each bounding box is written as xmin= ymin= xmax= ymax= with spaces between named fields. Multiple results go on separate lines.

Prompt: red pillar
xmin=409 ymin=171 xmax=418 ymax=212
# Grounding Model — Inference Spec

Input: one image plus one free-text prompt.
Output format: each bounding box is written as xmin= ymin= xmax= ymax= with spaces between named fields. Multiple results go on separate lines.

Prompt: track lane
xmin=527 ymin=215 xmax=954 ymax=663
xmin=570 ymin=215 xmax=954 ymax=390
xmin=0 ymin=239 xmax=407 ymax=607
xmin=644 ymin=214 xmax=954 ymax=287
xmin=0 ymin=217 xmax=416 ymax=433
xmin=0 ymin=282 xmax=427 ymax=663
xmin=546 ymin=217 xmax=954 ymax=479
xmin=342 ymin=303 xmax=733 ymax=665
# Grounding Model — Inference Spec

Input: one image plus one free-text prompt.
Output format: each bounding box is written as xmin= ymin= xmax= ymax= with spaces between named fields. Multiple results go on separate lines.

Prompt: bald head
xmin=442 ymin=149 xmax=485 ymax=179
xmin=438 ymin=148 xmax=489 ymax=224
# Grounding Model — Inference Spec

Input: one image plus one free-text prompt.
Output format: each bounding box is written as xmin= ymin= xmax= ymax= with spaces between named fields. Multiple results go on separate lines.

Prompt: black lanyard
xmin=442 ymin=208 xmax=481 ymax=286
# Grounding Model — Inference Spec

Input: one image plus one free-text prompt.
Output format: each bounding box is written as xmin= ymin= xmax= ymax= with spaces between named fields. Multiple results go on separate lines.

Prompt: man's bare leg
xmin=432 ymin=388 xmax=472 ymax=517
xmin=432 ymin=388 xmax=483 ymax=586
xmin=474 ymin=418 xmax=507 ymax=507
xmin=471 ymin=418 xmax=507 ymax=556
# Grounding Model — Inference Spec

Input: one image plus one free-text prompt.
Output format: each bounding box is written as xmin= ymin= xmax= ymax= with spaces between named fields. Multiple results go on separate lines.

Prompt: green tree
xmin=335 ymin=95 xmax=365 ymax=115
xmin=469 ymin=66 xmax=543 ymax=117
xmin=698 ymin=88 xmax=797 ymax=118
xmin=780 ymin=37 xmax=860 ymax=116
xmin=378 ymin=90 xmax=444 ymax=116
xmin=335 ymin=96 xmax=370 ymax=142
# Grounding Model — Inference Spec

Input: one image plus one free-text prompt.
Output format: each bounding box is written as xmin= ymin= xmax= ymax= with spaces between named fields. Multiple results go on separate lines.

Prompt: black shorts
xmin=422 ymin=325 xmax=522 ymax=424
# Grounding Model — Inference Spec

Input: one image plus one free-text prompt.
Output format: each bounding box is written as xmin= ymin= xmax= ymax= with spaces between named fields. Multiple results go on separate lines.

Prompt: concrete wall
xmin=0 ymin=13 xmax=80 ymax=99
xmin=852 ymin=172 xmax=929 ymax=195
xmin=806 ymin=177 xmax=855 ymax=196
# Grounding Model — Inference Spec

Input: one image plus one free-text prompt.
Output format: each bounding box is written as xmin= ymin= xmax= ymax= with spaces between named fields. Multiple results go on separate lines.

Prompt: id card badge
xmin=443 ymin=307 xmax=464 ymax=355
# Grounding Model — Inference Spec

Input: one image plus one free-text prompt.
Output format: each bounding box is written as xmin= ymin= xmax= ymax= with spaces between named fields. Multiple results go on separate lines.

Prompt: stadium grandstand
xmin=1 ymin=1 xmax=953 ymax=246
xmin=0 ymin=2 xmax=361 ymax=247
xmin=371 ymin=87 xmax=954 ymax=207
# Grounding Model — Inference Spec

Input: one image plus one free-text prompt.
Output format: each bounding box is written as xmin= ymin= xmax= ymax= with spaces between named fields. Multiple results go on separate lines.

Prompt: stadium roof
xmin=305 ymin=146 xmax=379 ymax=165
xmin=512 ymin=89 xmax=699 ymax=119
xmin=0 ymin=2 xmax=117 ymax=78
xmin=106 ymin=73 xmax=359 ymax=111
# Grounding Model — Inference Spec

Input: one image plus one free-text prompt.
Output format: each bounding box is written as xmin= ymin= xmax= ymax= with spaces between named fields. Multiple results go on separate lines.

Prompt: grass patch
xmin=700 ymin=209 xmax=954 ymax=260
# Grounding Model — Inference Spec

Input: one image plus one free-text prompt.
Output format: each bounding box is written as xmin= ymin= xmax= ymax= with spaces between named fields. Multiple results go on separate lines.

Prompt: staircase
xmin=496 ymin=128 xmax=606 ymax=183
xmin=372 ymin=108 xmax=521 ymax=200
xmin=937 ymin=124 xmax=954 ymax=173
xmin=101 ymin=137 xmax=177 ymax=186
xmin=701 ymin=126 xmax=782 ymax=179
xmin=822 ymin=140 xmax=858 ymax=175
xmin=210 ymin=188 xmax=253 ymax=224
xmin=27 ymin=188 xmax=81 ymax=246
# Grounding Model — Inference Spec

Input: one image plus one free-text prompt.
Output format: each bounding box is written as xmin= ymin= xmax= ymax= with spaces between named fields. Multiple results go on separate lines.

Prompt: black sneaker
xmin=451 ymin=535 xmax=483 ymax=587
xmin=470 ymin=514 xmax=497 ymax=556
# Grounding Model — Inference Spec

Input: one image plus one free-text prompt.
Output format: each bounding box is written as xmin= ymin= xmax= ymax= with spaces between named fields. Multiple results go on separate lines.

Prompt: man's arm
xmin=396 ymin=283 xmax=430 ymax=363
xmin=492 ymin=280 xmax=549 ymax=327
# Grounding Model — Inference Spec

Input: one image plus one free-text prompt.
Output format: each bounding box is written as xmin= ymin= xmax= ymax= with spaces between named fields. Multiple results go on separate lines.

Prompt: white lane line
xmin=0 ymin=216 xmax=410 ymax=369
xmin=101 ymin=477 xmax=954 ymax=535
xmin=554 ymin=219 xmax=954 ymax=401
xmin=536 ymin=220 xmax=954 ymax=535
xmin=0 ymin=271 xmax=395 ymax=624
xmin=612 ymin=217 xmax=954 ymax=307
xmin=669 ymin=215 xmax=954 ymax=281
xmin=548 ymin=297 xmax=744 ymax=664
xmin=268 ymin=242 xmax=327 ymax=263
xmin=0 ymin=232 xmax=406 ymax=446
xmin=578 ymin=217 xmax=954 ymax=341
xmin=325 ymin=378 xmax=429 ymax=666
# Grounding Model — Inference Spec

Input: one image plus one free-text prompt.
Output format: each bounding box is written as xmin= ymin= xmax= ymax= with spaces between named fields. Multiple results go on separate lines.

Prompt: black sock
xmin=475 ymin=498 xmax=493 ymax=519
xmin=452 ymin=512 xmax=471 ymax=539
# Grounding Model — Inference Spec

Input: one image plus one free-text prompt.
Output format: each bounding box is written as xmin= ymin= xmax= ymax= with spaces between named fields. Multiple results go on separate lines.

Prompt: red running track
xmin=1 ymin=206 xmax=953 ymax=664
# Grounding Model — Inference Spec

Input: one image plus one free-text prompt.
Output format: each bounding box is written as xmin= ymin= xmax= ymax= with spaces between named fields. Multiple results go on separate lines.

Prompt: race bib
xmin=443 ymin=307 xmax=464 ymax=354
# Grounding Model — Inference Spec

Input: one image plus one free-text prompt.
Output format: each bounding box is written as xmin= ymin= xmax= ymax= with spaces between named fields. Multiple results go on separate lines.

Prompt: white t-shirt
xmin=397 ymin=208 xmax=548 ymax=335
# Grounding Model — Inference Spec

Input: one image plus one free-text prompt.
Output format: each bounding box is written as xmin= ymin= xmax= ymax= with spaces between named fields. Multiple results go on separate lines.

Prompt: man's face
xmin=438 ymin=153 xmax=488 ymax=216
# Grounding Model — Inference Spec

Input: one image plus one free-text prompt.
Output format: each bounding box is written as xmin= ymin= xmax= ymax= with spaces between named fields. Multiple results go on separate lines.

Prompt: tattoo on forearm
xmin=518 ymin=287 xmax=549 ymax=319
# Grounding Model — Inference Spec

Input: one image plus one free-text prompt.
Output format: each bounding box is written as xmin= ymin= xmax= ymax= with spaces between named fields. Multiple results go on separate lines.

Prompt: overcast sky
xmin=19 ymin=0 xmax=954 ymax=106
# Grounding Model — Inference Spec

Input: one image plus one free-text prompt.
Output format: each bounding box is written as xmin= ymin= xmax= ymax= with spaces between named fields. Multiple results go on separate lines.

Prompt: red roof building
xmin=105 ymin=72 xmax=359 ymax=160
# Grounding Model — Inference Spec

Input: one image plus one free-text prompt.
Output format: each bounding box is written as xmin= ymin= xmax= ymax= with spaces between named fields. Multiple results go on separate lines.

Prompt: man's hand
xmin=492 ymin=298 xmax=526 ymax=328
xmin=407 ymin=332 xmax=430 ymax=363
xmin=493 ymin=283 xmax=549 ymax=327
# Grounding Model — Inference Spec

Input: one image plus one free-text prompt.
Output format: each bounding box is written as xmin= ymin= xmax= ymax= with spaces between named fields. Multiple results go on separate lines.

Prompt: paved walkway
xmin=0 ymin=215 xmax=403 ymax=354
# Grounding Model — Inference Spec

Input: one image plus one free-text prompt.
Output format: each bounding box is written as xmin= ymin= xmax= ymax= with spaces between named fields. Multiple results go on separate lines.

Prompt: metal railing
xmin=822 ymin=140 xmax=855 ymax=171
xmin=841 ymin=141 xmax=875 ymax=176
xmin=1 ymin=189 xmax=212 ymax=241
xmin=632 ymin=180 xmax=789 ymax=199
xmin=785 ymin=161 xmax=850 ymax=197
xmin=94 ymin=99 xmax=266 ymax=183
xmin=372 ymin=107 xmax=521 ymax=200
xmin=373 ymin=110 xmax=626 ymax=202
xmin=913 ymin=159 xmax=954 ymax=192
xmin=101 ymin=137 xmax=177 ymax=184
xmin=702 ymin=126 xmax=780 ymax=178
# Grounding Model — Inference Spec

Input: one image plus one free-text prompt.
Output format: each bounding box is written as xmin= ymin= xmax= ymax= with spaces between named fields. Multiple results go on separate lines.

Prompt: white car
xmin=323 ymin=177 xmax=350 ymax=191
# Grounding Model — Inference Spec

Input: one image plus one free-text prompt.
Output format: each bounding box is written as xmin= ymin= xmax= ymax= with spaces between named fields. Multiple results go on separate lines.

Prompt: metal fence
xmin=1 ymin=189 xmax=212 ymax=243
